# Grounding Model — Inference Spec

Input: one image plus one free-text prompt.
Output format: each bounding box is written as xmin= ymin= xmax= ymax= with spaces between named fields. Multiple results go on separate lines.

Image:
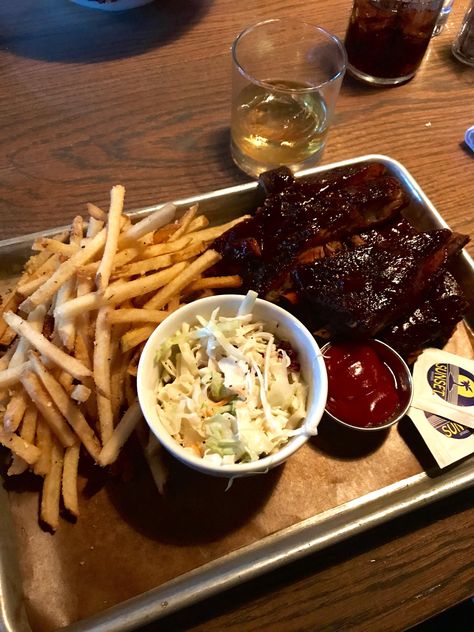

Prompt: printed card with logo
xmin=411 ymin=348 xmax=474 ymax=429
xmin=408 ymin=347 xmax=474 ymax=467
xmin=408 ymin=407 xmax=474 ymax=468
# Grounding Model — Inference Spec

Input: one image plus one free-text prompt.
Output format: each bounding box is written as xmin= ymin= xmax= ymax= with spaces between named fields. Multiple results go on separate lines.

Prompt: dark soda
xmin=344 ymin=0 xmax=443 ymax=84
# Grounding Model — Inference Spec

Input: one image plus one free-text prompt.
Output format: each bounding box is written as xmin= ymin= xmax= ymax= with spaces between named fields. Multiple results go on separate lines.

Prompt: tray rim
xmin=1 ymin=153 xmax=472 ymax=286
xmin=65 ymin=458 xmax=474 ymax=632
xmin=0 ymin=152 xmax=456 ymax=248
xmin=1 ymin=153 xmax=473 ymax=632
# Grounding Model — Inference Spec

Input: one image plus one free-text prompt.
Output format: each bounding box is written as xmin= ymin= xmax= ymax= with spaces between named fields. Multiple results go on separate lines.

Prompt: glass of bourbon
xmin=344 ymin=0 xmax=444 ymax=86
xmin=230 ymin=19 xmax=346 ymax=178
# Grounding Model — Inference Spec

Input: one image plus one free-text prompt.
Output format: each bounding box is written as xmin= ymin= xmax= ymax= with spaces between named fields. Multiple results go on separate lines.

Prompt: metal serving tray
xmin=1 ymin=155 xmax=473 ymax=632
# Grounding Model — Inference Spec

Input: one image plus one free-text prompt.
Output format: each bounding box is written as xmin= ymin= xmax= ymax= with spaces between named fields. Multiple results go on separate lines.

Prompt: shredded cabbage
xmin=154 ymin=295 xmax=308 ymax=465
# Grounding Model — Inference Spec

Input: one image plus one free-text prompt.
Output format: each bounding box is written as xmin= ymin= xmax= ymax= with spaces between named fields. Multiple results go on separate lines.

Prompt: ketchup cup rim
xmin=320 ymin=338 xmax=413 ymax=432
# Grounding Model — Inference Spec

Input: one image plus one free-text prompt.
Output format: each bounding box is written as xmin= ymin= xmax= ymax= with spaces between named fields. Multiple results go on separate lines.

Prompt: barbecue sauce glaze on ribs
xmin=212 ymin=163 xmax=409 ymax=296
xmin=211 ymin=164 xmax=469 ymax=358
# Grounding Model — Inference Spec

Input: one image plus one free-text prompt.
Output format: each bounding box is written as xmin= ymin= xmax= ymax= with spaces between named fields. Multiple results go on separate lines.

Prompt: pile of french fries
xmin=0 ymin=185 xmax=247 ymax=530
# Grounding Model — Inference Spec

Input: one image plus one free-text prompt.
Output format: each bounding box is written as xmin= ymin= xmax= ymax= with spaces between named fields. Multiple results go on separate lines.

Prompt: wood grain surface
xmin=147 ymin=490 xmax=474 ymax=632
xmin=0 ymin=1 xmax=473 ymax=631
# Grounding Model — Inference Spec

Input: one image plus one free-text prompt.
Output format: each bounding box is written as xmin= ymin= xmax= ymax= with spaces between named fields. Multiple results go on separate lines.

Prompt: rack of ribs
xmin=212 ymin=164 xmax=409 ymax=295
xmin=211 ymin=163 xmax=470 ymax=358
xmin=292 ymin=229 xmax=468 ymax=338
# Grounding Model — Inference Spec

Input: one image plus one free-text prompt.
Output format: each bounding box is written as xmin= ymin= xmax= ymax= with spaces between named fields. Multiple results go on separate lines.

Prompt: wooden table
xmin=0 ymin=1 xmax=473 ymax=630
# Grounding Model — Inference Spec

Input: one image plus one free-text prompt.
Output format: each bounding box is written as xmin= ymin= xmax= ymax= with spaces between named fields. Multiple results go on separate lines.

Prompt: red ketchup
xmin=324 ymin=341 xmax=401 ymax=428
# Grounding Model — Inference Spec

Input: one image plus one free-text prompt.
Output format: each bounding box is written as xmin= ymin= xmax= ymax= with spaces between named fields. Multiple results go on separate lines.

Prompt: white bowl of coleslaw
xmin=137 ymin=292 xmax=328 ymax=478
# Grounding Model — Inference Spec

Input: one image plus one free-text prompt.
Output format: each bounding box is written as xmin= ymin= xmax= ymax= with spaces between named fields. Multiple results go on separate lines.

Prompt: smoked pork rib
xmin=258 ymin=162 xmax=387 ymax=197
xmin=292 ymin=229 xmax=463 ymax=338
xmin=212 ymin=165 xmax=408 ymax=295
xmin=380 ymin=272 xmax=468 ymax=357
xmin=296 ymin=217 xmax=418 ymax=266
xmin=212 ymin=164 xmax=469 ymax=357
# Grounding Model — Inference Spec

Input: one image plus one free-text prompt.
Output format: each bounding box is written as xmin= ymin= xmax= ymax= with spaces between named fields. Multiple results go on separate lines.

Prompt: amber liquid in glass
xmin=231 ymin=79 xmax=328 ymax=176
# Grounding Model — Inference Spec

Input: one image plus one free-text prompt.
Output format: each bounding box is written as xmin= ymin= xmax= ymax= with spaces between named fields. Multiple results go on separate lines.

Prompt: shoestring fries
xmin=0 ymin=185 xmax=246 ymax=530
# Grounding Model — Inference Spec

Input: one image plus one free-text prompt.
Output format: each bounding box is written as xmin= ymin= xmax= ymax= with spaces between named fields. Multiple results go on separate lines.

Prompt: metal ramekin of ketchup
xmin=321 ymin=339 xmax=413 ymax=431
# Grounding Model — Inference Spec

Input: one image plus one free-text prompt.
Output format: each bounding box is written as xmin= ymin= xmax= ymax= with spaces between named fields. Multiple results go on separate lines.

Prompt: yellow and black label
xmin=425 ymin=411 xmax=473 ymax=440
xmin=427 ymin=362 xmax=474 ymax=407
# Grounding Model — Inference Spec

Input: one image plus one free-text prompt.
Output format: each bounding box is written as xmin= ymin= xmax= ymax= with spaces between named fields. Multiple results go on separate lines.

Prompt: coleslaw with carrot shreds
xmin=154 ymin=292 xmax=308 ymax=465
